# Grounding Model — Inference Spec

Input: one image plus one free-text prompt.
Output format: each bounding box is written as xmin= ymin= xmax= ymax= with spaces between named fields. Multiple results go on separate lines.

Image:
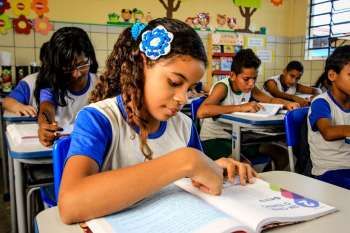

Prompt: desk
xmin=218 ymin=113 xmax=285 ymax=161
xmin=35 ymin=171 xmax=350 ymax=233
xmin=6 ymin=123 xmax=52 ymax=233
xmin=345 ymin=137 xmax=350 ymax=144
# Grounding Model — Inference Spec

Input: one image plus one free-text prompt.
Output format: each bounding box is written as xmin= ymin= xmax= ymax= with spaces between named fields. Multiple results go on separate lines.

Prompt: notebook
xmin=232 ymin=103 xmax=284 ymax=118
xmin=86 ymin=178 xmax=336 ymax=233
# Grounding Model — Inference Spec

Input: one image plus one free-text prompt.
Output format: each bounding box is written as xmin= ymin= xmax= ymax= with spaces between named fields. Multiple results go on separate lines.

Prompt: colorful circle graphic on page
xmin=269 ymin=184 xmax=320 ymax=208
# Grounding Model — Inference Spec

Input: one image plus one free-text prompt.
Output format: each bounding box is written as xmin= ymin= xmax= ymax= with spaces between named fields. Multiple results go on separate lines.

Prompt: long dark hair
xmin=34 ymin=27 xmax=98 ymax=107
xmin=90 ymin=18 xmax=207 ymax=159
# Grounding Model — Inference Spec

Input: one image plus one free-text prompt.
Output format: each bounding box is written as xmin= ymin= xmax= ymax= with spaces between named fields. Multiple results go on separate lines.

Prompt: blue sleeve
xmin=187 ymin=123 xmax=203 ymax=152
xmin=40 ymin=88 xmax=55 ymax=104
xmin=8 ymin=81 xmax=30 ymax=104
xmin=66 ymin=107 xmax=113 ymax=169
xmin=309 ymin=99 xmax=331 ymax=131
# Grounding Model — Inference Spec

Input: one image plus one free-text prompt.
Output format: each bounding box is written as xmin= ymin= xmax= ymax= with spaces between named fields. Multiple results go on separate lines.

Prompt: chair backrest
xmin=284 ymin=107 xmax=309 ymax=147
xmin=190 ymin=96 xmax=206 ymax=122
xmin=52 ymin=136 xmax=71 ymax=201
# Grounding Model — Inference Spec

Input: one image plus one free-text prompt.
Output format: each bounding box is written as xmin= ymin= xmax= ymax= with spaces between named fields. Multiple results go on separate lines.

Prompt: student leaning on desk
xmin=197 ymin=49 xmax=299 ymax=166
xmin=2 ymin=42 xmax=49 ymax=117
xmin=35 ymin=27 xmax=99 ymax=147
xmin=307 ymin=45 xmax=350 ymax=190
xmin=58 ymin=18 xmax=257 ymax=224
xmin=263 ymin=60 xmax=322 ymax=107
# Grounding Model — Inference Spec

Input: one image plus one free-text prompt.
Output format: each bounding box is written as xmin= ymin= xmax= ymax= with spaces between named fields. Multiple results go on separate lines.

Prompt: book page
xmin=87 ymin=185 xmax=251 ymax=233
xmin=232 ymin=103 xmax=283 ymax=118
xmin=175 ymin=178 xmax=336 ymax=233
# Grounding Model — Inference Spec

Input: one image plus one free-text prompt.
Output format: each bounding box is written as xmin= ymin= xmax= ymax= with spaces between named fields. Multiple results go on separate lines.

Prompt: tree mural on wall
xmin=232 ymin=0 xmax=261 ymax=33
xmin=159 ymin=0 xmax=182 ymax=18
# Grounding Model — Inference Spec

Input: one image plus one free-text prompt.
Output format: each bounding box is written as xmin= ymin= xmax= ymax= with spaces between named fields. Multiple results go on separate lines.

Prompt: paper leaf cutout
xmin=34 ymin=16 xmax=53 ymax=35
xmin=13 ymin=15 xmax=32 ymax=34
xmin=0 ymin=0 xmax=11 ymax=14
xmin=0 ymin=14 xmax=11 ymax=34
xmin=31 ymin=0 xmax=49 ymax=16
xmin=11 ymin=0 xmax=31 ymax=16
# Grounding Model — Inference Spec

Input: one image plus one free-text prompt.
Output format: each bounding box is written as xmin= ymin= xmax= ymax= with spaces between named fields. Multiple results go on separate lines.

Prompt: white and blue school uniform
xmin=66 ymin=95 xmax=202 ymax=170
xmin=39 ymin=73 xmax=96 ymax=128
xmin=200 ymin=77 xmax=252 ymax=141
xmin=263 ymin=75 xmax=297 ymax=97
xmin=308 ymin=91 xmax=350 ymax=189
xmin=8 ymin=73 xmax=38 ymax=108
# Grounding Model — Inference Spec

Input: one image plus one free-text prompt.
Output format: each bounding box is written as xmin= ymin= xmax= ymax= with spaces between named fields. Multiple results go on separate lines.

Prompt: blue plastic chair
xmin=190 ymin=96 xmax=206 ymax=121
xmin=52 ymin=136 xmax=71 ymax=202
xmin=284 ymin=107 xmax=309 ymax=172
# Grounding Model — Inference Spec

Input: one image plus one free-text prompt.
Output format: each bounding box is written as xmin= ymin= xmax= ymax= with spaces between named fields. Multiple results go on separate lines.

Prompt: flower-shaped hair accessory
xmin=139 ymin=25 xmax=173 ymax=60
xmin=11 ymin=0 xmax=31 ymax=16
xmin=34 ymin=16 xmax=53 ymax=35
xmin=131 ymin=22 xmax=146 ymax=41
xmin=0 ymin=0 xmax=11 ymax=14
xmin=0 ymin=14 xmax=11 ymax=34
xmin=13 ymin=15 xmax=32 ymax=34
xmin=31 ymin=0 xmax=49 ymax=16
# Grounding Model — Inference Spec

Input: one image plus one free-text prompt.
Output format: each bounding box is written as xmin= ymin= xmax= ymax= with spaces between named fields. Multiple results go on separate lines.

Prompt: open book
xmin=233 ymin=103 xmax=284 ymax=118
xmin=7 ymin=123 xmax=73 ymax=145
xmin=86 ymin=178 xmax=336 ymax=233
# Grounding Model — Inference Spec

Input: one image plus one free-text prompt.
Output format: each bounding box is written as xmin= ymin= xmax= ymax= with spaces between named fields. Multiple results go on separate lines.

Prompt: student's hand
xmin=293 ymin=96 xmax=310 ymax=107
xmin=12 ymin=102 xmax=37 ymax=117
xmin=215 ymin=158 xmax=258 ymax=185
xmin=38 ymin=122 xmax=63 ymax=147
xmin=187 ymin=149 xmax=224 ymax=195
xmin=284 ymin=102 xmax=300 ymax=110
xmin=239 ymin=101 xmax=263 ymax=113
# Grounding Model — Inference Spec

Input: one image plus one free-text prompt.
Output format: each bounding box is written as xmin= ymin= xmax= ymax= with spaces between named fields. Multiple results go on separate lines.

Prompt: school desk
xmin=6 ymin=122 xmax=52 ymax=233
xmin=217 ymin=113 xmax=286 ymax=161
xmin=35 ymin=171 xmax=350 ymax=233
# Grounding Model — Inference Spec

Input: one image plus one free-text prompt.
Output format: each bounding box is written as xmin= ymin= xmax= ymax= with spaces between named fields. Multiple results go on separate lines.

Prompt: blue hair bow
xmin=131 ymin=22 xmax=146 ymax=41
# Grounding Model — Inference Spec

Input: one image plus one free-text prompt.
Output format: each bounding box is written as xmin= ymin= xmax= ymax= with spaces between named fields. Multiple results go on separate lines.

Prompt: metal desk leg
xmin=13 ymin=159 xmax=26 ymax=233
xmin=231 ymin=124 xmax=241 ymax=160
xmin=8 ymin=155 xmax=17 ymax=233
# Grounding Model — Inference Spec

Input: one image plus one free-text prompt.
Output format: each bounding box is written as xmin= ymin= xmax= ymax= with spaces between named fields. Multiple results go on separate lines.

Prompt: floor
xmin=0 ymin=159 xmax=11 ymax=233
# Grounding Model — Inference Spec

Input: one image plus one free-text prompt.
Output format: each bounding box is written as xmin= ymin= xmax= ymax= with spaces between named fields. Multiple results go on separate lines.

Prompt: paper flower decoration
xmin=13 ymin=15 xmax=32 ymax=34
xmin=139 ymin=25 xmax=173 ymax=60
xmin=0 ymin=0 xmax=11 ymax=14
xmin=11 ymin=0 xmax=31 ymax=16
xmin=0 ymin=14 xmax=11 ymax=34
xmin=34 ymin=16 xmax=52 ymax=35
xmin=31 ymin=0 xmax=49 ymax=16
xmin=271 ymin=0 xmax=283 ymax=6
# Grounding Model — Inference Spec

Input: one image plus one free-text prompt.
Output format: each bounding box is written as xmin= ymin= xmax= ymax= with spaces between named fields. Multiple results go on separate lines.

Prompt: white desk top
xmin=2 ymin=110 xmax=37 ymax=122
xmin=36 ymin=171 xmax=350 ymax=233
xmin=218 ymin=113 xmax=285 ymax=127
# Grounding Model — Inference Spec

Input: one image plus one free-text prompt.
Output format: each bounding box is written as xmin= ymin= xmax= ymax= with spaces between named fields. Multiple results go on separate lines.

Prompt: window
xmin=306 ymin=0 xmax=350 ymax=60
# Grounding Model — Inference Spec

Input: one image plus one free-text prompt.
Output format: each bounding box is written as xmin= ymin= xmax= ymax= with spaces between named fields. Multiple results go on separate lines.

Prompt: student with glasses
xmin=34 ymin=27 xmax=98 ymax=147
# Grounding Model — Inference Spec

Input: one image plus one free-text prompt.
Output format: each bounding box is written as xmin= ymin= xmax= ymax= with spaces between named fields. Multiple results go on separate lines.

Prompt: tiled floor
xmin=0 ymin=161 xmax=11 ymax=233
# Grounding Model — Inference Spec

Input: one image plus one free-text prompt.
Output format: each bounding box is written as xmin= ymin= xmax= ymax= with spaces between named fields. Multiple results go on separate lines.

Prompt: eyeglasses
xmin=63 ymin=60 xmax=91 ymax=74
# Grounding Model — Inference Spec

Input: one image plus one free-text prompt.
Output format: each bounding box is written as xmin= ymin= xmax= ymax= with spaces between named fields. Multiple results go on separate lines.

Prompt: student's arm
xmin=309 ymin=98 xmax=350 ymax=140
xmin=2 ymin=97 xmax=36 ymax=117
xmin=252 ymin=87 xmax=300 ymax=110
xmin=37 ymin=89 xmax=62 ymax=147
xmin=297 ymin=83 xmax=320 ymax=95
xmin=264 ymin=80 xmax=309 ymax=106
xmin=197 ymin=83 xmax=262 ymax=118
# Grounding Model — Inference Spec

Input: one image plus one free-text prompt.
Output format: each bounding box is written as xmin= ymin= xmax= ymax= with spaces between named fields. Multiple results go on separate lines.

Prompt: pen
xmin=42 ymin=111 xmax=53 ymax=124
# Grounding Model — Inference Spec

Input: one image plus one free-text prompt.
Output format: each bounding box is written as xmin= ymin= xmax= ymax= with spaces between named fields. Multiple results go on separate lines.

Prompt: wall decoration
xmin=216 ymin=14 xmax=226 ymax=29
xmin=232 ymin=0 xmax=261 ymax=33
xmin=13 ymin=14 xmax=32 ymax=34
xmin=185 ymin=16 xmax=194 ymax=27
xmin=0 ymin=13 xmax=11 ymax=34
xmin=145 ymin=11 xmax=153 ymax=23
xmin=271 ymin=0 xmax=283 ymax=6
xmin=108 ymin=12 xmax=120 ymax=23
xmin=227 ymin=17 xmax=237 ymax=30
xmin=11 ymin=0 xmax=31 ymax=16
xmin=31 ymin=0 xmax=49 ymax=16
xmin=121 ymin=8 xmax=132 ymax=22
xmin=0 ymin=0 xmax=11 ymax=14
xmin=197 ymin=12 xmax=210 ymax=31
xmin=34 ymin=16 xmax=53 ymax=35
xmin=159 ymin=0 xmax=182 ymax=19
xmin=132 ymin=8 xmax=144 ymax=23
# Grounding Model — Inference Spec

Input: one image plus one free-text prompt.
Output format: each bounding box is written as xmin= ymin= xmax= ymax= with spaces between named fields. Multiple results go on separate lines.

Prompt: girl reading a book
xmin=58 ymin=18 xmax=257 ymax=224
xmin=198 ymin=49 xmax=299 ymax=168
xmin=35 ymin=27 xmax=98 ymax=147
